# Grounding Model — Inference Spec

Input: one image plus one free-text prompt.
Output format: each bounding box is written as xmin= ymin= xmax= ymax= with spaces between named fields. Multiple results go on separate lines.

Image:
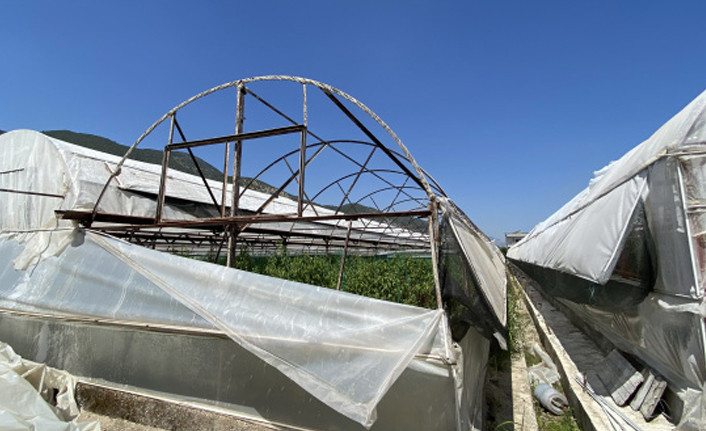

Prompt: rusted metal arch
xmin=349 ymin=185 xmax=429 ymax=213
xmin=237 ymin=139 xmax=408 ymax=216
xmin=321 ymin=141 xmax=434 ymax=206
xmin=237 ymin=140 xmax=327 ymax=202
xmin=307 ymin=169 xmax=422 ymax=209
xmin=91 ymin=76 xmax=439 ymax=219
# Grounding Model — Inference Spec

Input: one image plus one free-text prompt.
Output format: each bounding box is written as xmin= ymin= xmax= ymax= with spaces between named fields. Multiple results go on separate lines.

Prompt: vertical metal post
xmin=677 ymin=160 xmax=703 ymax=295
xmin=428 ymin=200 xmax=456 ymax=364
xmin=232 ymin=83 xmax=246 ymax=217
xmin=227 ymin=84 xmax=246 ymax=267
xmin=155 ymin=114 xmax=175 ymax=223
xmin=298 ymin=84 xmax=307 ymax=216
xmin=222 ymin=139 xmax=231 ymax=217
xmin=336 ymin=220 xmax=353 ymax=290
xmin=428 ymin=201 xmax=444 ymax=309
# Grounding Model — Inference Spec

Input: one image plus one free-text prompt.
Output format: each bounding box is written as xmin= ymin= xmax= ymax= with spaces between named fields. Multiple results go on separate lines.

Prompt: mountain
xmin=43 ymin=130 xmax=224 ymax=181
xmin=42 ymin=130 xmax=295 ymax=199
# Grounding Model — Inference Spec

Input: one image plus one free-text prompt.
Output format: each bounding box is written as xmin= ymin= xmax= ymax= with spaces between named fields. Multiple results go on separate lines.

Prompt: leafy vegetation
xmin=220 ymin=249 xmax=436 ymax=308
xmin=488 ymin=272 xmax=523 ymax=375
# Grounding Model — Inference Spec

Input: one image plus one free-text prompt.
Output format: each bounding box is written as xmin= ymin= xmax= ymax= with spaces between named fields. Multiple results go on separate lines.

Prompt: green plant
xmin=213 ymin=249 xmax=436 ymax=308
xmin=493 ymin=420 xmax=515 ymax=430
xmin=536 ymin=408 xmax=580 ymax=431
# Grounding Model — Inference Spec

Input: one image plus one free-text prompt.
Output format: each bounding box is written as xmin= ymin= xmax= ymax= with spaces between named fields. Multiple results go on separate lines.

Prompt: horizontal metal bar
xmin=167 ymin=125 xmax=306 ymax=150
xmin=0 ymin=188 xmax=64 ymax=198
xmin=57 ymin=210 xmax=156 ymax=225
xmin=95 ymin=209 xmax=432 ymax=231
xmin=0 ymin=168 xmax=24 ymax=175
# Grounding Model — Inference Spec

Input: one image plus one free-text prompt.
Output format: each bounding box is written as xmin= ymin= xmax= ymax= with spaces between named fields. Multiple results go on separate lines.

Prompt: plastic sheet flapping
xmin=509 ymin=89 xmax=706 ymax=285
xmin=508 ymin=172 xmax=647 ymax=285
xmin=0 ymin=230 xmax=447 ymax=428
xmin=94 ymin=232 xmax=445 ymax=428
xmin=0 ymin=341 xmax=100 ymax=431
xmin=0 ymin=230 xmax=446 ymax=428
xmin=438 ymin=211 xmax=507 ymax=344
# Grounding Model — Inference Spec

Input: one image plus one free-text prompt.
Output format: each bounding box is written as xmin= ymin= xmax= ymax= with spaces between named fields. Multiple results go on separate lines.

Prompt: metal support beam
xmin=298 ymin=84 xmax=307 ymax=216
xmin=428 ymin=201 xmax=443 ymax=310
xmin=227 ymin=84 xmax=246 ymax=268
xmin=321 ymin=89 xmax=427 ymax=191
xmin=336 ymin=220 xmax=353 ymax=291
xmin=0 ymin=188 xmax=64 ymax=199
xmin=155 ymin=115 xmax=175 ymax=223
xmin=110 ymin=209 xmax=432 ymax=229
xmin=173 ymin=118 xmax=221 ymax=212
xmin=166 ymin=125 xmax=305 ymax=151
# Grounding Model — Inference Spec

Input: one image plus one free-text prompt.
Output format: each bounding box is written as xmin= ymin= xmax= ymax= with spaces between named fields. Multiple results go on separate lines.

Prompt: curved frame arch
xmin=93 ymin=76 xmax=438 ymax=217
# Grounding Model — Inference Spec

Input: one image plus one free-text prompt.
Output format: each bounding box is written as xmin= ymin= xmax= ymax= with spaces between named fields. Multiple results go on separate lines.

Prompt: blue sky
xmin=2 ymin=1 xmax=705 ymax=243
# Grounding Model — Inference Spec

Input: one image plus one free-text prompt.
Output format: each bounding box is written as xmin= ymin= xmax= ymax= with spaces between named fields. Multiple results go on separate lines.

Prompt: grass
xmin=536 ymin=408 xmax=581 ymax=431
xmin=488 ymin=272 xmax=524 ymax=373
xmin=490 ymin=270 xmax=582 ymax=431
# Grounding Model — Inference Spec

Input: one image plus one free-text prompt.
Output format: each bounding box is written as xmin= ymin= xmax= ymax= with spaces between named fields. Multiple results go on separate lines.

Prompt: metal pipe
xmin=155 ymin=115 xmax=175 ymax=223
xmin=166 ymin=125 xmax=304 ymax=150
xmin=0 ymin=188 xmax=64 ymax=199
xmin=336 ymin=220 xmax=353 ymax=290
xmin=298 ymin=84 xmax=307 ymax=216
xmin=227 ymin=84 xmax=246 ymax=267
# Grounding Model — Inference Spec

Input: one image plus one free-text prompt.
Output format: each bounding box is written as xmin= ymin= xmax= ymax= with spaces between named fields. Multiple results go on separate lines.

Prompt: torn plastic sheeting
xmin=0 ymin=341 xmax=100 ymax=431
xmin=11 ymin=229 xmax=77 ymax=271
xmin=527 ymin=343 xmax=560 ymax=386
xmin=0 ymin=233 xmax=215 ymax=330
xmin=558 ymin=294 xmax=706 ymax=391
xmin=509 ymin=172 xmax=647 ymax=285
xmin=656 ymin=297 xmax=706 ymax=317
xmin=90 ymin=231 xmax=446 ymax=428
xmin=645 ymin=158 xmax=698 ymax=298
xmin=447 ymin=212 xmax=507 ymax=327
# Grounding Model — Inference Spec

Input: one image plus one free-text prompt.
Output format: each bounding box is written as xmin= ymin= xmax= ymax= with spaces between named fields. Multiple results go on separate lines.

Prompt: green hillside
xmin=42 ymin=130 xmax=296 ymax=199
xmin=43 ymin=130 xmax=224 ymax=181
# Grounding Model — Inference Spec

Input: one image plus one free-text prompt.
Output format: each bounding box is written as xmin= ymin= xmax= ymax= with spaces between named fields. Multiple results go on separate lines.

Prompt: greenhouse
xmin=0 ymin=76 xmax=506 ymax=430
xmin=508 ymin=89 xmax=706 ymax=429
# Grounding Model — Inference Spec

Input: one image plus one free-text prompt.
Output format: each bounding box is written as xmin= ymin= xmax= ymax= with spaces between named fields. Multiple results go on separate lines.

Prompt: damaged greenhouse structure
xmin=508 ymin=90 xmax=706 ymax=429
xmin=0 ymin=76 xmax=506 ymax=430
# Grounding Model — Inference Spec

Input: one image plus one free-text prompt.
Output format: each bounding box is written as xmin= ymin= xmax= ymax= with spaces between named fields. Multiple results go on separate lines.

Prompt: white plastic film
xmin=448 ymin=214 xmax=507 ymax=326
xmin=645 ymin=158 xmax=698 ymax=297
xmin=0 ymin=129 xmax=491 ymax=429
xmin=0 ymin=228 xmax=446 ymax=428
xmin=510 ymin=89 xmax=706 ymax=284
xmin=90 ymin=232 xmax=443 ymax=427
xmin=680 ymin=153 xmax=706 ymax=296
xmin=509 ymin=172 xmax=646 ymax=284
xmin=0 ymin=341 xmax=100 ymax=431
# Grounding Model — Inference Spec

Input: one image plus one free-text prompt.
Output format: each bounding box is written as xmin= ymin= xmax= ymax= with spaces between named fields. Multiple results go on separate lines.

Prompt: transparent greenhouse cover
xmin=0 ymin=130 xmax=468 ymax=428
xmin=508 ymin=90 xmax=706 ymax=429
xmin=508 ymin=89 xmax=706 ymax=286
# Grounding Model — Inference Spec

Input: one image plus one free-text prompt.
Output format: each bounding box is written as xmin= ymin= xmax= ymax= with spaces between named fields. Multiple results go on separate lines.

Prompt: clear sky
xmin=2 ymin=1 xmax=705 ymax=243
